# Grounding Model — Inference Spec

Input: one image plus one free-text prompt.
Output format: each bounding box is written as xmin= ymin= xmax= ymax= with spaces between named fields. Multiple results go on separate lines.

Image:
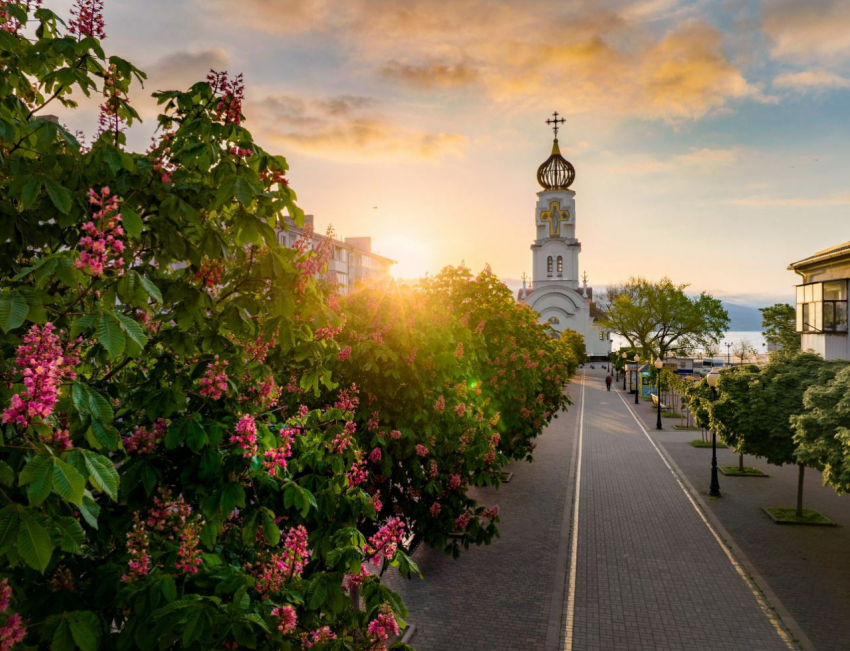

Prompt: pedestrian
xmin=605 ymin=373 xmax=612 ymax=391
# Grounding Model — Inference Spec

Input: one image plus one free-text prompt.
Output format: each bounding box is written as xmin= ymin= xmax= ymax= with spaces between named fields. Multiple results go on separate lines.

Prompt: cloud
xmin=763 ymin=0 xmax=850 ymax=62
xmin=144 ymin=49 xmax=231 ymax=91
xmin=608 ymin=147 xmax=738 ymax=174
xmin=248 ymin=92 xmax=467 ymax=159
xmin=773 ymin=69 xmax=850 ymax=91
xmin=206 ymin=0 xmax=763 ymax=122
xmin=727 ymin=192 xmax=850 ymax=207
xmin=381 ymin=61 xmax=478 ymax=89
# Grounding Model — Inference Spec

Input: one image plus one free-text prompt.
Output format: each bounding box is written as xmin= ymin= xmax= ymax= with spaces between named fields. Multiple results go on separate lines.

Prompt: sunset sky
xmin=52 ymin=0 xmax=850 ymax=305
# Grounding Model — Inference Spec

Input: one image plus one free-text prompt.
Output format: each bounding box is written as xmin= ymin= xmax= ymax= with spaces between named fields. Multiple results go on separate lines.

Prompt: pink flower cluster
xmin=228 ymin=146 xmax=253 ymax=157
xmin=347 ymin=451 xmax=368 ymax=488
xmin=198 ymin=356 xmax=229 ymax=399
xmin=207 ymin=70 xmax=244 ymax=126
xmin=429 ymin=502 xmax=441 ymax=517
xmin=369 ymin=446 xmax=382 ymax=463
xmin=76 ymin=188 xmax=124 ymax=276
xmin=68 ymin=0 xmax=104 ymax=39
xmin=0 ymin=579 xmax=10 ymax=612
xmin=483 ymin=505 xmax=500 ymax=521
xmin=337 ymin=345 xmax=352 ymax=362
xmin=302 ymin=627 xmax=336 ymax=648
xmin=95 ymin=64 xmax=128 ymax=144
xmin=292 ymin=226 xmax=333 ymax=293
xmin=455 ymin=512 xmax=471 ymax=530
xmin=2 ymin=324 xmax=76 ymax=428
xmin=263 ymin=428 xmax=294 ymax=477
xmin=271 ymin=605 xmax=297 ymax=635
xmin=195 ymin=258 xmax=223 ymax=293
xmin=449 ymin=474 xmax=461 ymax=489
xmin=331 ymin=420 xmax=356 ymax=453
xmin=342 ymin=564 xmax=370 ymax=592
xmin=334 ymin=384 xmax=359 ymax=412
xmin=252 ymin=526 xmax=310 ymax=597
xmin=122 ymin=513 xmax=150 ymax=582
xmin=231 ymin=414 xmax=258 ymax=457
xmin=415 ymin=444 xmax=428 ymax=458
xmin=0 ymin=613 xmax=26 ymax=651
xmin=454 ymin=342 xmax=464 ymax=359
xmin=124 ymin=419 xmax=167 ymax=455
xmin=390 ymin=429 xmax=402 ymax=440
xmin=365 ymin=517 xmax=405 ymax=564
xmin=175 ymin=518 xmax=203 ymax=574
xmin=367 ymin=604 xmax=400 ymax=645
xmin=1 ymin=0 xmax=41 ymax=33
xmin=434 ymin=395 xmax=445 ymax=412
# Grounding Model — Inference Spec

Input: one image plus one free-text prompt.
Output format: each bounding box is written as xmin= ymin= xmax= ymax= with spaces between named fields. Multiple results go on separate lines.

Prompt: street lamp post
xmin=725 ymin=342 xmax=732 ymax=366
xmin=705 ymin=369 xmax=722 ymax=497
xmin=654 ymin=357 xmax=664 ymax=430
xmin=622 ymin=352 xmax=627 ymax=390
xmin=633 ymin=354 xmax=640 ymax=405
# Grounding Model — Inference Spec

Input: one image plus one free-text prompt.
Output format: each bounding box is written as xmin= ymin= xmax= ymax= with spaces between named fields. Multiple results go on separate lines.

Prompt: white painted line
xmin=614 ymin=388 xmax=797 ymax=651
xmin=562 ymin=370 xmax=586 ymax=651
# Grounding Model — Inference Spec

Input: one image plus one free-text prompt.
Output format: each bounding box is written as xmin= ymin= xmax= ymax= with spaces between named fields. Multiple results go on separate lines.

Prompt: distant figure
xmin=605 ymin=373 xmax=612 ymax=391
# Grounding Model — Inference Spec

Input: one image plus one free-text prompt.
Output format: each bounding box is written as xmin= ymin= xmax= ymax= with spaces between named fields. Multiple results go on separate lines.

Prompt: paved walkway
xmin=385 ymin=368 xmax=797 ymax=650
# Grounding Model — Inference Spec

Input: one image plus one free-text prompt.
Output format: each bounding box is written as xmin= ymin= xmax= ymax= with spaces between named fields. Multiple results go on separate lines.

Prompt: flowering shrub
xmin=0 ymin=4 xmax=413 ymax=650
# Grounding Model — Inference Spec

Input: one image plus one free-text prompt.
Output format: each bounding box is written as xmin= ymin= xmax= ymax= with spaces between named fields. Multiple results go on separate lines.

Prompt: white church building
xmin=518 ymin=116 xmax=613 ymax=361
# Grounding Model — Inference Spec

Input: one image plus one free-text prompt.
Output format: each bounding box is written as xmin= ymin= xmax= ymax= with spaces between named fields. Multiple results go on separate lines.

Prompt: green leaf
xmin=0 ymin=507 xmax=20 ymax=553
xmin=19 ymin=454 xmax=53 ymax=506
xmin=53 ymin=620 xmax=76 ymax=651
xmin=102 ymin=145 xmax=123 ymax=174
xmin=18 ymin=511 xmax=54 ymax=572
xmin=97 ymin=311 xmax=126 ymax=357
xmin=89 ymin=420 xmax=119 ymax=451
xmin=260 ymin=509 xmax=280 ymax=546
xmin=70 ymin=313 xmax=98 ymax=338
xmin=161 ymin=576 xmax=177 ymax=602
xmin=0 ymin=291 xmax=29 ymax=332
xmin=116 ymin=313 xmax=148 ymax=350
xmin=53 ymin=458 xmax=86 ymax=505
xmin=122 ymin=206 xmax=143 ymax=239
xmin=307 ymin=578 xmax=329 ymax=610
xmin=56 ymin=516 xmax=86 ymax=554
xmin=182 ymin=608 xmax=203 ymax=647
xmin=83 ymin=452 xmax=119 ymax=501
xmin=21 ymin=176 xmax=42 ymax=209
xmin=68 ymin=611 xmax=102 ymax=651
xmin=136 ymin=273 xmax=163 ymax=303
xmin=0 ymin=461 xmax=14 ymax=487
xmin=44 ymin=178 xmax=73 ymax=214
xmin=79 ymin=494 xmax=100 ymax=530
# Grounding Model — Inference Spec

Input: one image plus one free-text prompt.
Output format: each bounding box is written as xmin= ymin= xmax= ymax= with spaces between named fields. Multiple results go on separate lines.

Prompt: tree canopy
xmin=598 ymin=277 xmax=729 ymax=359
xmin=760 ymin=303 xmax=800 ymax=352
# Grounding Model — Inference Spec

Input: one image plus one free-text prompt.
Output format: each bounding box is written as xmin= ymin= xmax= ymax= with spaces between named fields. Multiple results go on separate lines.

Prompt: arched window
xmin=548 ymin=316 xmax=560 ymax=325
xmin=547 ymin=256 xmax=553 ymax=273
xmin=557 ymin=256 xmax=563 ymax=273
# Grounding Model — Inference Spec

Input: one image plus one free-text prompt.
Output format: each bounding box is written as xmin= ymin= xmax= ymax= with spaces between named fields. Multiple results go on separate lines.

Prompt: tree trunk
xmin=796 ymin=464 xmax=805 ymax=519
xmin=739 ymin=453 xmax=744 ymax=472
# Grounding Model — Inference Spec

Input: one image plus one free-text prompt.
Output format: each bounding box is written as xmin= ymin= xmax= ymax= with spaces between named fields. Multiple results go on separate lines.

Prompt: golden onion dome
xmin=537 ymin=139 xmax=575 ymax=190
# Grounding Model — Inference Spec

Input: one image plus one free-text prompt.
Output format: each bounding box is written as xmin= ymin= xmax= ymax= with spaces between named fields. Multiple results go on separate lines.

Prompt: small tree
xmin=792 ymin=365 xmax=850 ymax=494
xmin=760 ymin=303 xmax=800 ymax=352
xmin=599 ymin=277 xmax=729 ymax=360
xmin=709 ymin=352 xmax=843 ymax=517
xmin=731 ymin=339 xmax=757 ymax=365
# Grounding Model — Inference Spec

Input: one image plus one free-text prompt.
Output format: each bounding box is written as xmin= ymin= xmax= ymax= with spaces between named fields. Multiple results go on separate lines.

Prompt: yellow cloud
xmin=381 ymin=61 xmax=478 ymax=89
xmin=763 ymin=0 xmax=850 ymax=62
xmin=607 ymin=147 xmax=738 ymax=174
xmin=728 ymin=193 xmax=850 ymax=207
xmin=774 ymin=69 xmax=850 ymax=91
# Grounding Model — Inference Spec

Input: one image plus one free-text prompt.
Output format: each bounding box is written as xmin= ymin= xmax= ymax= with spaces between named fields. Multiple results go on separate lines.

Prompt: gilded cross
xmin=539 ymin=200 xmax=570 ymax=237
xmin=546 ymin=111 xmax=566 ymax=138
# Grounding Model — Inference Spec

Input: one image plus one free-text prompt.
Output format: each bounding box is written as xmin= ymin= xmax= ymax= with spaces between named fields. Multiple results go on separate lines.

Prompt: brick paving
xmin=385 ymin=368 xmax=796 ymax=650
xmin=568 ymin=369 xmax=792 ymax=651
xmin=640 ymin=399 xmax=850 ymax=651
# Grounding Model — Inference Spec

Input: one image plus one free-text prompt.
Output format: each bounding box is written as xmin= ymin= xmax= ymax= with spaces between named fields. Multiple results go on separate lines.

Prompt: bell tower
xmin=531 ymin=112 xmax=581 ymax=290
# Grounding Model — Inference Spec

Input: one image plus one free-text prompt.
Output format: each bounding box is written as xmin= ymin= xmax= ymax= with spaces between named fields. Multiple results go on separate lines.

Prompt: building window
xmin=599 ymin=331 xmax=604 ymax=340
xmin=333 ymin=247 xmax=348 ymax=262
xmin=278 ymin=231 xmax=287 ymax=246
xmin=557 ymin=256 xmax=563 ymax=274
xmin=796 ymin=280 xmax=848 ymax=333
xmin=547 ymin=256 xmax=553 ymax=274
xmin=548 ymin=316 xmax=560 ymax=325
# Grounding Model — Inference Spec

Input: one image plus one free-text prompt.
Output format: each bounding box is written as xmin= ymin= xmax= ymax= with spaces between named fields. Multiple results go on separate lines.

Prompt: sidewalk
xmin=633 ymin=392 xmax=850 ymax=651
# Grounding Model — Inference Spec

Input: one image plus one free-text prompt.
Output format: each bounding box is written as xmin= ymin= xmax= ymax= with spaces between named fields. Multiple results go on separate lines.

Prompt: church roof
xmin=537 ymin=139 xmax=575 ymax=191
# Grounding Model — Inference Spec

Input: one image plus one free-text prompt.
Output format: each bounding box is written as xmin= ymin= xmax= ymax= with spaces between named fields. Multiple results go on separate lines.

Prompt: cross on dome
xmin=546 ymin=111 xmax=566 ymax=139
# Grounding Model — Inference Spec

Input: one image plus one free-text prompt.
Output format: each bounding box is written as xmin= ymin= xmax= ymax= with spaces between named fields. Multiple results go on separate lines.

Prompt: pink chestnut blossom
xmin=0 ymin=613 xmax=26 ymax=651
xmin=271 ymin=605 xmax=297 ymax=635
xmin=231 ymin=414 xmax=258 ymax=457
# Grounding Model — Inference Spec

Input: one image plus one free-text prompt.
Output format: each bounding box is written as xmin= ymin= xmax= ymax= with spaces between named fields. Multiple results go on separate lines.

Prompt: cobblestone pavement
xmin=386 ymin=369 xmax=796 ymax=650
xmin=382 ymin=377 xmax=581 ymax=651
xmin=565 ymin=369 xmax=793 ymax=651
xmin=639 ymin=398 xmax=850 ymax=651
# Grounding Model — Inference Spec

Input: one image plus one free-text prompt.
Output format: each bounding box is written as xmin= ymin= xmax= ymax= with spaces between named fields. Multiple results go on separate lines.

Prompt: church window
xmin=548 ymin=316 xmax=560 ymax=325
xmin=547 ymin=256 xmax=553 ymax=274
xmin=557 ymin=256 xmax=563 ymax=273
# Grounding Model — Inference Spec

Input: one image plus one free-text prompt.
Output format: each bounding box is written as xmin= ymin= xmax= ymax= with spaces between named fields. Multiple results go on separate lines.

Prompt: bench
xmin=651 ymin=393 xmax=670 ymax=410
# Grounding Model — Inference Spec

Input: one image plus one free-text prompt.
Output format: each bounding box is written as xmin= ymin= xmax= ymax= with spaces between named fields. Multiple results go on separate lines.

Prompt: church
xmin=517 ymin=114 xmax=613 ymax=361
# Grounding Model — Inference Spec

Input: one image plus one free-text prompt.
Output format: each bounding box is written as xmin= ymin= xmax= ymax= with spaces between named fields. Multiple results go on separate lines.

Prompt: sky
xmin=49 ymin=0 xmax=850 ymax=306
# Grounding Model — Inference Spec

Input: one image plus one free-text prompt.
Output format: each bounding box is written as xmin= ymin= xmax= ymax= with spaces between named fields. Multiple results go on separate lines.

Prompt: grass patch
xmin=763 ymin=507 xmax=836 ymax=526
xmin=720 ymin=466 xmax=769 ymax=477
xmin=674 ymin=425 xmax=700 ymax=431
xmin=662 ymin=411 xmax=682 ymax=418
xmin=689 ymin=439 xmax=728 ymax=448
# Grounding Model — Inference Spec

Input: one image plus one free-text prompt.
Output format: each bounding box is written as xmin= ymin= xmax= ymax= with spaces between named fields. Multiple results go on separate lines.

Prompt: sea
xmin=611 ymin=331 xmax=767 ymax=360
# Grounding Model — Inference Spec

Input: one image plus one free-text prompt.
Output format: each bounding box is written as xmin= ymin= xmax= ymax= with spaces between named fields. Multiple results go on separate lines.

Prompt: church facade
xmin=518 ymin=120 xmax=613 ymax=360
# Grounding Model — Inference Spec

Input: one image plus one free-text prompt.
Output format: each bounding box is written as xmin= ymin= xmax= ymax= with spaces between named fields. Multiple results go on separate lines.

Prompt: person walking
xmin=605 ymin=373 xmax=612 ymax=391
